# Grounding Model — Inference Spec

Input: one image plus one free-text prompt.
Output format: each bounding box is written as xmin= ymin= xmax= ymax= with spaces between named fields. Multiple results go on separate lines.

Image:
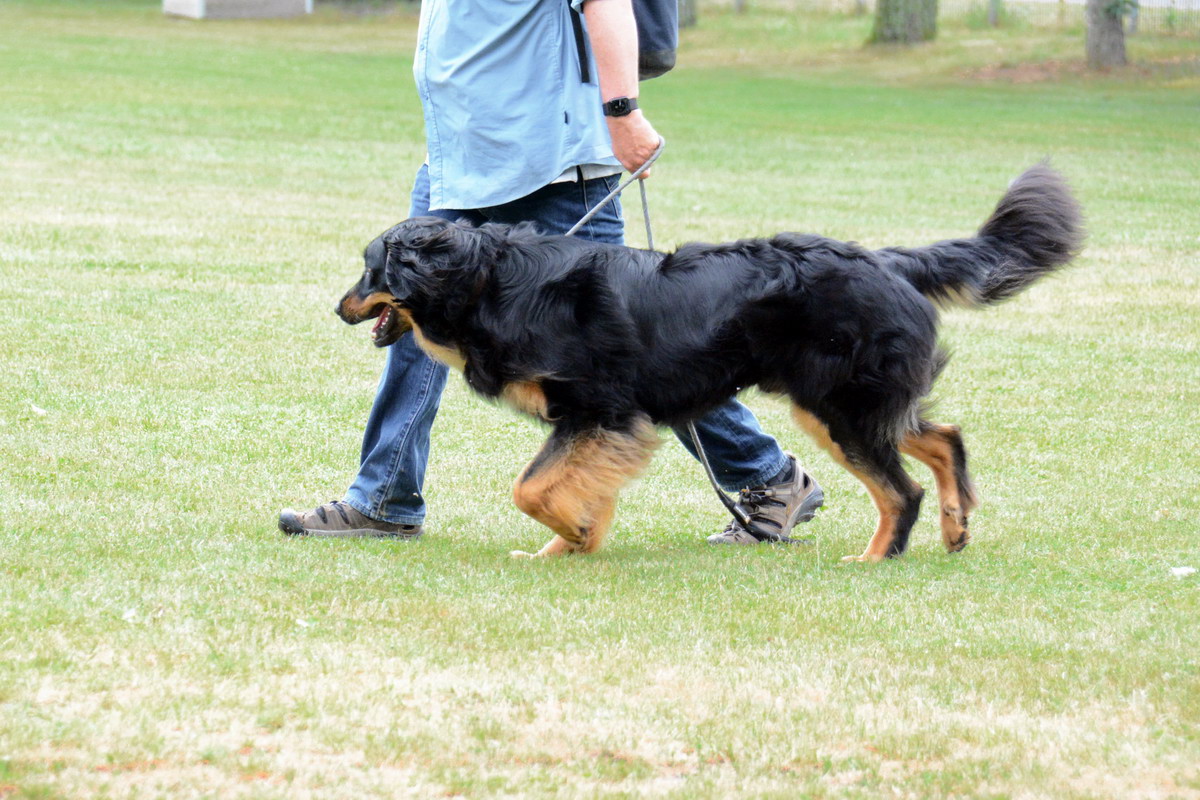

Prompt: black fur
xmin=879 ymin=162 xmax=1083 ymax=307
xmin=341 ymin=164 xmax=1083 ymax=556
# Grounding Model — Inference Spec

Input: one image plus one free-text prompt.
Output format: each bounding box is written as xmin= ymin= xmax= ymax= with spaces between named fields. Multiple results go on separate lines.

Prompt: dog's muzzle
xmin=337 ymin=290 xmax=410 ymax=347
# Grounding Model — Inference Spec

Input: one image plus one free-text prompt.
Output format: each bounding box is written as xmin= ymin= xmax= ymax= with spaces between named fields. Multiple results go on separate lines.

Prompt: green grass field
xmin=1 ymin=1 xmax=1198 ymax=796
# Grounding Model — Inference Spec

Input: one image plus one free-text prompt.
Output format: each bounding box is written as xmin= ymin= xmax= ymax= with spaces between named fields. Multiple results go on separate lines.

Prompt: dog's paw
xmin=510 ymin=550 xmax=537 ymax=559
xmin=945 ymin=533 xmax=971 ymax=553
xmin=840 ymin=553 xmax=885 ymax=564
xmin=941 ymin=508 xmax=971 ymax=553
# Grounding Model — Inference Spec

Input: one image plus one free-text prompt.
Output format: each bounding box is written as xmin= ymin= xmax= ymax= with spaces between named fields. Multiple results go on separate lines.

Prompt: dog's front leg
xmin=511 ymin=535 xmax=579 ymax=559
xmin=509 ymin=417 xmax=658 ymax=559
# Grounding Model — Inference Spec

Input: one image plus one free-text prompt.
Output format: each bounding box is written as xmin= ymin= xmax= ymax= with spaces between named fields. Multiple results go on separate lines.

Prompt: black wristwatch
xmin=602 ymin=96 xmax=639 ymax=117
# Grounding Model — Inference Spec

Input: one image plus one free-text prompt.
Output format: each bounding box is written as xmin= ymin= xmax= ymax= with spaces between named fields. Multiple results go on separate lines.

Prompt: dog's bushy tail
xmin=880 ymin=163 xmax=1084 ymax=308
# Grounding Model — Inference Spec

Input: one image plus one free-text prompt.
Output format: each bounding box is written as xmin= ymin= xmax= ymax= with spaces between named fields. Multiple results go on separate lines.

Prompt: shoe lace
xmin=725 ymin=487 xmax=785 ymax=533
xmin=741 ymin=486 xmax=786 ymax=514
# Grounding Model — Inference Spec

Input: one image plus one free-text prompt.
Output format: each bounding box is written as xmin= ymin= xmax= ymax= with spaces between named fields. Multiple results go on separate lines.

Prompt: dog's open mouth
xmin=371 ymin=305 xmax=404 ymax=347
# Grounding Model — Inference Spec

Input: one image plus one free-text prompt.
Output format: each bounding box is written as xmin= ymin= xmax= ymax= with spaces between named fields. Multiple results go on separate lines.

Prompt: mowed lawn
xmin=1 ymin=1 xmax=1198 ymax=797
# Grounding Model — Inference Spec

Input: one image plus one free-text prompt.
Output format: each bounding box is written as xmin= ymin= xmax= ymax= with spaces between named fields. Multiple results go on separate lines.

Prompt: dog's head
xmin=338 ymin=216 xmax=497 ymax=347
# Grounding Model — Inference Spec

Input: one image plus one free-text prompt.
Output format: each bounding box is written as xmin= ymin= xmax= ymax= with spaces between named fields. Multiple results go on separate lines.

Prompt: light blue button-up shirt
xmin=413 ymin=0 xmax=621 ymax=211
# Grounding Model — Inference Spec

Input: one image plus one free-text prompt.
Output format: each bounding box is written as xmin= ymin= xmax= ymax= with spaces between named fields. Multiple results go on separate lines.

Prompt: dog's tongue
xmin=372 ymin=307 xmax=391 ymax=335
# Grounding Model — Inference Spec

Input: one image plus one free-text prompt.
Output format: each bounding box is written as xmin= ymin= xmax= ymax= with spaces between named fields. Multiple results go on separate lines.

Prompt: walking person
xmin=279 ymin=0 xmax=824 ymax=545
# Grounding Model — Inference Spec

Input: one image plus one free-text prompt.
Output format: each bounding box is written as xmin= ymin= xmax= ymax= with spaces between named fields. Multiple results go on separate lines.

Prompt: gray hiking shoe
xmin=707 ymin=455 xmax=824 ymax=545
xmin=278 ymin=501 xmax=423 ymax=539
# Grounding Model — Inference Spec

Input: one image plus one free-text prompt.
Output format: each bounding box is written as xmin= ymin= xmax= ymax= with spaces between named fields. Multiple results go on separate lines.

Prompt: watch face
xmin=605 ymin=97 xmax=635 ymax=117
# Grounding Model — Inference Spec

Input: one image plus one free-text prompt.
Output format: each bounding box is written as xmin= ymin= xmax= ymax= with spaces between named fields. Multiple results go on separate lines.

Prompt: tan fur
xmin=791 ymin=407 xmax=847 ymax=463
xmin=900 ymin=424 xmax=976 ymax=552
xmin=792 ymin=407 xmax=911 ymax=563
xmin=339 ymin=291 xmax=397 ymax=323
xmin=849 ymin=480 xmax=909 ymax=563
xmin=406 ymin=314 xmax=468 ymax=371
xmin=501 ymin=381 xmax=552 ymax=421
xmin=929 ymin=285 xmax=983 ymax=310
xmin=510 ymin=416 xmax=659 ymax=557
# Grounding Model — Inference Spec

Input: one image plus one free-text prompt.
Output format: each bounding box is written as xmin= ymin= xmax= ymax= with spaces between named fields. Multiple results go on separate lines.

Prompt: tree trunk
xmin=678 ymin=0 xmax=698 ymax=28
xmin=1086 ymin=0 xmax=1127 ymax=68
xmin=871 ymin=0 xmax=937 ymax=43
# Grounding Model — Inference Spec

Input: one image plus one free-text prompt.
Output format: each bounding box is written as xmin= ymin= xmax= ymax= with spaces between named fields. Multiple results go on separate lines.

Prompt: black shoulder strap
xmin=569 ymin=0 xmax=677 ymax=85
xmin=568 ymin=5 xmax=592 ymax=84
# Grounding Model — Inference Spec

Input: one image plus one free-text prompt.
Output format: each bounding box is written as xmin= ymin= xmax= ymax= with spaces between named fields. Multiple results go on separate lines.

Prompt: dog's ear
xmin=383 ymin=217 xmax=498 ymax=304
xmin=382 ymin=217 xmax=459 ymax=302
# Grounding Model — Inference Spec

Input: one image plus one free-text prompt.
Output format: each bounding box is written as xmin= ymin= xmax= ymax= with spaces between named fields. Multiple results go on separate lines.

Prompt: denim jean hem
xmin=669 ymin=399 xmax=790 ymax=494
xmin=734 ymin=450 xmax=793 ymax=493
xmin=341 ymin=493 xmax=427 ymax=527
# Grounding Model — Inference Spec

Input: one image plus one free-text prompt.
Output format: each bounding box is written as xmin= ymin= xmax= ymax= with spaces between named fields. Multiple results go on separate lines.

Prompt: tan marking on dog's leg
xmin=511 ymin=535 xmax=576 ymax=559
xmin=500 ymin=381 xmax=551 ymax=421
xmin=792 ymin=407 xmax=911 ymax=563
xmin=510 ymin=417 xmax=659 ymax=558
xmin=901 ymin=424 xmax=976 ymax=553
xmin=843 ymin=479 xmax=909 ymax=563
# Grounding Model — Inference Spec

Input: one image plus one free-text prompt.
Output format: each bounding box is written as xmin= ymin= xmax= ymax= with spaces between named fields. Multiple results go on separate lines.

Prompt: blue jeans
xmin=344 ymin=165 xmax=789 ymax=524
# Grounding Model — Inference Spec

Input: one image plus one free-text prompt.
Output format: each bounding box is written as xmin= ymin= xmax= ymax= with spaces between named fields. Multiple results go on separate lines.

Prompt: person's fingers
xmin=608 ymin=113 xmax=660 ymax=176
xmin=620 ymin=142 xmax=659 ymax=176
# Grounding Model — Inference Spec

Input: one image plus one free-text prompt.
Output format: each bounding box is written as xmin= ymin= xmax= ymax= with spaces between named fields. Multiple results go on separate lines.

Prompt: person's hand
xmin=606 ymin=110 xmax=660 ymax=179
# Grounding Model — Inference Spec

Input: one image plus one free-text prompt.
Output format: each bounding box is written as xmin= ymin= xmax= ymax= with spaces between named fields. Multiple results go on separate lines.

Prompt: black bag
xmin=634 ymin=0 xmax=678 ymax=80
xmin=570 ymin=0 xmax=678 ymax=83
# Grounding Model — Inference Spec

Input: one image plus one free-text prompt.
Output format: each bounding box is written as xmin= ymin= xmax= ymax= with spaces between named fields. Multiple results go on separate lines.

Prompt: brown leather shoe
xmin=707 ymin=454 xmax=823 ymax=545
xmin=278 ymin=501 xmax=423 ymax=539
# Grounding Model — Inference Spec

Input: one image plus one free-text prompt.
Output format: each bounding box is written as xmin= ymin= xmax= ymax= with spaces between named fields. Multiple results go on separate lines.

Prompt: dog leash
xmin=564 ymin=137 xmax=664 ymax=247
xmin=685 ymin=421 xmax=805 ymax=544
xmin=564 ymin=139 xmax=797 ymax=544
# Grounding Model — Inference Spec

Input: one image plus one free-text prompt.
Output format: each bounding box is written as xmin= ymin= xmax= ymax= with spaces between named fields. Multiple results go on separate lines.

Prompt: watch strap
xmin=602 ymin=97 xmax=639 ymax=117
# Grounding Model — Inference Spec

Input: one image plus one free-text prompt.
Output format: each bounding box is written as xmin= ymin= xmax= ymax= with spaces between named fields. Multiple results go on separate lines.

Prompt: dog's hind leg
xmin=510 ymin=416 xmax=659 ymax=558
xmin=792 ymin=408 xmax=924 ymax=562
xmin=900 ymin=422 xmax=978 ymax=553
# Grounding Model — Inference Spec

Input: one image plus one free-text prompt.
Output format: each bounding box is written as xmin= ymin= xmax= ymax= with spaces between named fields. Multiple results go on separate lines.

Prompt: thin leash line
xmin=564 ymin=137 xmax=664 ymax=245
xmin=563 ymin=140 xmax=793 ymax=544
xmin=638 ymin=178 xmax=654 ymax=251
xmin=686 ymin=421 xmax=799 ymax=545
xmin=687 ymin=420 xmax=757 ymax=534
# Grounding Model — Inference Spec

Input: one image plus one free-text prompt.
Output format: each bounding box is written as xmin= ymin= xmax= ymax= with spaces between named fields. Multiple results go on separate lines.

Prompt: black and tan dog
xmin=338 ymin=164 xmax=1082 ymax=561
